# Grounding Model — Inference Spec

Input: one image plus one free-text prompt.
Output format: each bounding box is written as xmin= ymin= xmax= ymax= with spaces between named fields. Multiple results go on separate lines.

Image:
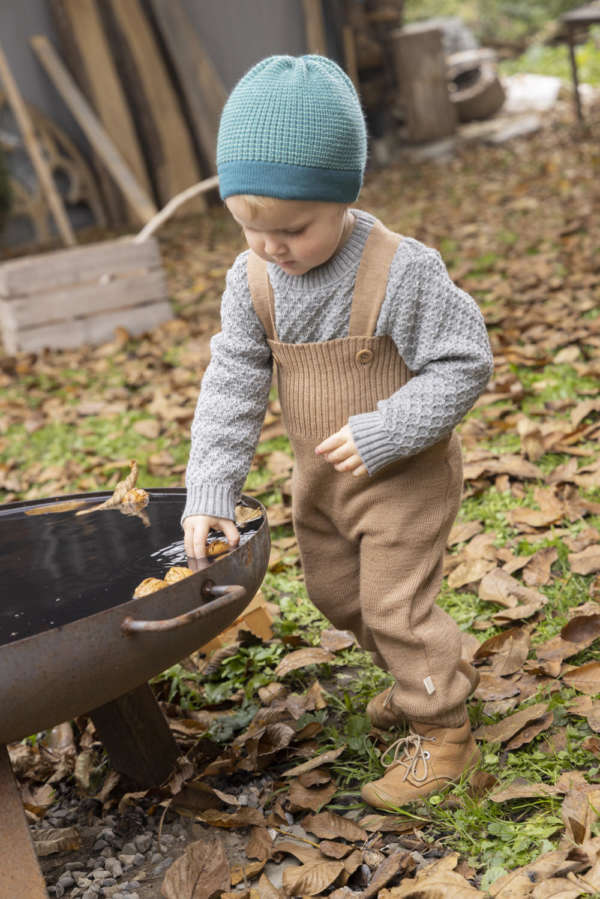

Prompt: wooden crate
xmin=0 ymin=236 xmax=172 ymax=353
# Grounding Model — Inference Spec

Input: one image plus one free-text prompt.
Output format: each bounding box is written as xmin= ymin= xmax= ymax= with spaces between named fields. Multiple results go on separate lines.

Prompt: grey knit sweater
xmin=183 ymin=210 xmax=493 ymax=523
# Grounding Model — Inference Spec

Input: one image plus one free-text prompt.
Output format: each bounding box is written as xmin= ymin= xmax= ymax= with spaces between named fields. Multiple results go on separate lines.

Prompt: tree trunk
xmin=392 ymin=25 xmax=456 ymax=142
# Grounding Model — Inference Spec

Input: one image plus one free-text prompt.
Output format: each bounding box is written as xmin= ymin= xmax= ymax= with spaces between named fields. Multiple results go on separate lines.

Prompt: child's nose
xmin=264 ymin=234 xmax=286 ymax=256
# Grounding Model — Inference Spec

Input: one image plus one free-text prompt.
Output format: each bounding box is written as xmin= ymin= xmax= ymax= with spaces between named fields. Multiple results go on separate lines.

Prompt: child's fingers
xmin=352 ymin=463 xmax=368 ymax=477
xmin=334 ymin=453 xmax=363 ymax=472
xmin=325 ymin=441 xmax=354 ymax=464
xmin=315 ymin=431 xmax=345 ymax=455
xmin=221 ymin=519 xmax=240 ymax=548
xmin=188 ymin=521 xmax=210 ymax=559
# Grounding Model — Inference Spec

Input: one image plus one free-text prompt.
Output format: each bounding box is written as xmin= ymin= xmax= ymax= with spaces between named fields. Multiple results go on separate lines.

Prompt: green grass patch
xmin=501 ymin=30 xmax=600 ymax=86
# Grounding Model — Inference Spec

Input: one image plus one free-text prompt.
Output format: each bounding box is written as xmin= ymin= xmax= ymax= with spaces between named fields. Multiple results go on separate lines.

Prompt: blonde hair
xmin=228 ymin=194 xmax=286 ymax=220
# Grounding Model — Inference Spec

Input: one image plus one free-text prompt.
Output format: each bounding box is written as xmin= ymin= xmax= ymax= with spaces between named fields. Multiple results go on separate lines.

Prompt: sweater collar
xmin=266 ymin=209 xmax=376 ymax=291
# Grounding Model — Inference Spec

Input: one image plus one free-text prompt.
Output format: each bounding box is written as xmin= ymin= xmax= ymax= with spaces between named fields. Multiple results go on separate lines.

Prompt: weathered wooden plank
xmin=0 ymin=238 xmax=160 ymax=296
xmin=0 ymin=744 xmax=49 ymax=898
xmin=303 ymin=0 xmax=328 ymax=54
xmin=50 ymin=0 xmax=152 ymax=226
xmin=0 ymin=40 xmax=75 ymax=247
xmin=148 ymin=0 xmax=227 ymax=171
xmin=6 ymin=269 xmax=167 ymax=329
xmin=7 ymin=300 xmax=173 ymax=354
xmin=31 ymin=35 xmax=158 ymax=226
xmin=105 ymin=0 xmax=204 ymax=212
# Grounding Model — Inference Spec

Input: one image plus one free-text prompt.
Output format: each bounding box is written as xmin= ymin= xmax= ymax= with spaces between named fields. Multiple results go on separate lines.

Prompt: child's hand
xmin=183 ymin=514 xmax=240 ymax=559
xmin=315 ymin=424 xmax=368 ymax=477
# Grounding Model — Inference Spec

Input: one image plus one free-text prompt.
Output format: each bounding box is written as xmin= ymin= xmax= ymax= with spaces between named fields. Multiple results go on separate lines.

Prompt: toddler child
xmin=182 ymin=55 xmax=494 ymax=809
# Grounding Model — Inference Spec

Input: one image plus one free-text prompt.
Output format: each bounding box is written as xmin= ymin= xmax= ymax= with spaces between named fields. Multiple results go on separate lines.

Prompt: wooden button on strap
xmin=356 ymin=348 xmax=373 ymax=365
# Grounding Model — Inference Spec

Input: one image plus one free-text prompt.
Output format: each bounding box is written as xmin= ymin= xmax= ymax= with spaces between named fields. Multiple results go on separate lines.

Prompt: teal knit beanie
xmin=217 ymin=55 xmax=367 ymax=203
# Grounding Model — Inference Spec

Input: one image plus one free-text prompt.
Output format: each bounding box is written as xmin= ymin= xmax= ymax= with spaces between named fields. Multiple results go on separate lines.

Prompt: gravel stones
xmin=134 ymin=834 xmax=152 ymax=853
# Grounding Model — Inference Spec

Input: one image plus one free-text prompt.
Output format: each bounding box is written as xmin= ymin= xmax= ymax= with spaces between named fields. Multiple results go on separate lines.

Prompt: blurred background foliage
xmin=404 ymin=0 xmax=600 ymax=84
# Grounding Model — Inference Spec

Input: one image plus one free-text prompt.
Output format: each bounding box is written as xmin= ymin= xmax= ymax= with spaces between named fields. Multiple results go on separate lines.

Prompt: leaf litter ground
xmin=2 ymin=98 xmax=600 ymax=897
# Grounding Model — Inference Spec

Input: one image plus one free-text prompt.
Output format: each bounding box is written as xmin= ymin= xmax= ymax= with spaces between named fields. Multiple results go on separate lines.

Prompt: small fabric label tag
xmin=423 ymin=676 xmax=436 ymax=695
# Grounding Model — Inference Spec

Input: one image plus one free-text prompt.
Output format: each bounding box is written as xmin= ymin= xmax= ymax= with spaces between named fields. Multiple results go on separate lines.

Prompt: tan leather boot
xmin=366 ymin=684 xmax=406 ymax=730
xmin=361 ymin=719 xmax=481 ymax=809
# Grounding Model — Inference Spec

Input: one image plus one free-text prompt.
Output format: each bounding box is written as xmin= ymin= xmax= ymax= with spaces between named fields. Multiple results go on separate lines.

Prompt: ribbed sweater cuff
xmin=181 ymin=483 xmax=237 ymax=524
xmin=349 ymin=411 xmax=401 ymax=475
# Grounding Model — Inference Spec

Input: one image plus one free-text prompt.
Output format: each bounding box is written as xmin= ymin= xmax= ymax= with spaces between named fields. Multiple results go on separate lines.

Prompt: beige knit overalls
xmin=247 ymin=220 xmax=477 ymax=726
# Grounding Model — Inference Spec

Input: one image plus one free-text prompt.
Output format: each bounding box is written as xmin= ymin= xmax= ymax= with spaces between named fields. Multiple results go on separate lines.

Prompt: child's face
xmin=226 ymin=196 xmax=352 ymax=276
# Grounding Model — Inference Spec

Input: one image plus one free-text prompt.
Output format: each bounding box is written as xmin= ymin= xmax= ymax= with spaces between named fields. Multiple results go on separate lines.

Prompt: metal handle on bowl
xmin=121 ymin=583 xmax=247 ymax=634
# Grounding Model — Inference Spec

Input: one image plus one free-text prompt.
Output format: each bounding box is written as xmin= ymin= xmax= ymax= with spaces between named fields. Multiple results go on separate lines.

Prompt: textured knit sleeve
xmin=349 ymin=241 xmax=493 ymax=474
xmin=182 ymin=252 xmax=273 ymax=522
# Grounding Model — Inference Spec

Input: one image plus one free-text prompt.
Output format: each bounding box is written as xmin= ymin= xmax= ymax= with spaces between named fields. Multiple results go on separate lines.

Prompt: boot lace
xmin=381 ymin=730 xmax=437 ymax=784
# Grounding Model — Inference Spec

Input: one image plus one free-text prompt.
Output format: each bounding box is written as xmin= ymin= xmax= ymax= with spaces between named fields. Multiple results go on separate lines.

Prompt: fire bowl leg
xmin=0 ymin=742 xmax=48 ymax=899
xmin=89 ymin=682 xmax=179 ymax=788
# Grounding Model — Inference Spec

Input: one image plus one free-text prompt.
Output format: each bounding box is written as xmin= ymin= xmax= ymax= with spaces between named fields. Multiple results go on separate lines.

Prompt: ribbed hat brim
xmin=219 ymin=160 xmax=363 ymax=203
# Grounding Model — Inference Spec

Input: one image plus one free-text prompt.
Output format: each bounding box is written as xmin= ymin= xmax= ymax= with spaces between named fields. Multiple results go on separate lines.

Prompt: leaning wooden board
xmin=0 ymin=238 xmax=172 ymax=353
xmin=50 ymin=0 xmax=152 ymax=225
xmin=105 ymin=0 xmax=205 ymax=212
xmin=148 ymin=0 xmax=227 ymax=171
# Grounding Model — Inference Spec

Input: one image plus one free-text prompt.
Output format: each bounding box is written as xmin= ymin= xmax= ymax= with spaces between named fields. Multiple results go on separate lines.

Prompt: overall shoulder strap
xmin=348 ymin=219 xmax=403 ymax=337
xmin=246 ymin=251 xmax=278 ymax=341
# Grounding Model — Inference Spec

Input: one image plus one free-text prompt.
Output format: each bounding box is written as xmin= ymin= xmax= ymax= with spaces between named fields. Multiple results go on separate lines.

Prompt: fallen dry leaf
xmin=33 ymin=825 xmax=80 ymax=857
xmin=490 ymin=778 xmax=559 ymax=802
xmin=448 ymin=520 xmax=484 ymax=545
xmin=478 ymin=568 xmax=519 ymax=607
xmin=379 ymin=852 xmax=485 ymax=897
xmin=475 ymin=626 xmax=531 ymax=676
xmin=505 ymin=709 xmax=554 ymax=750
xmin=562 ymin=662 xmax=600 ymax=695
xmin=274 ymin=647 xmax=335 ymax=677
xmin=256 ymin=873 xmax=284 ymax=899
xmin=320 ymin=629 xmax=356 ymax=652
xmin=133 ymin=417 xmax=161 ymax=439
xmin=479 ymin=568 xmax=547 ymax=609
xmin=342 ymin=848 xmax=363 ymax=876
xmin=462 ymin=454 xmax=543 ymax=481
xmin=492 ymin=602 xmax=546 ymax=624
xmin=474 ymin=701 xmax=549 ymax=743
xmin=288 ymin=779 xmax=337 ymax=812
xmin=245 ymin=826 xmax=273 ymax=862
xmin=161 ymin=836 xmax=230 ymax=899
xmin=362 ymin=851 xmax=412 ymax=898
xmin=474 ymin=672 xmax=521 ymax=702
xmin=273 ymin=839 xmax=323 ymax=865
xmin=522 ymin=547 xmax=558 ymax=586
xmin=562 ymin=787 xmax=600 ymax=846
xmin=583 ymin=735 xmax=600 ymax=756
xmin=320 ymin=841 xmax=352 ymax=860
xmin=359 ymin=814 xmax=415 ymax=833
xmin=302 ymin=810 xmax=368 ymax=842
xmin=230 ymin=859 xmax=266 ymax=886
xmin=530 ymin=877 xmax=585 ymax=898
xmin=298 ymin=769 xmax=332 ymax=788
xmin=488 ymin=849 xmax=570 ymax=896
xmin=281 ymin=860 xmax=345 ymax=896
xmin=448 ymin=555 xmax=496 ymax=588
xmin=569 ymin=545 xmax=600 ymax=575
xmin=561 ymin=613 xmax=600 ymax=647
